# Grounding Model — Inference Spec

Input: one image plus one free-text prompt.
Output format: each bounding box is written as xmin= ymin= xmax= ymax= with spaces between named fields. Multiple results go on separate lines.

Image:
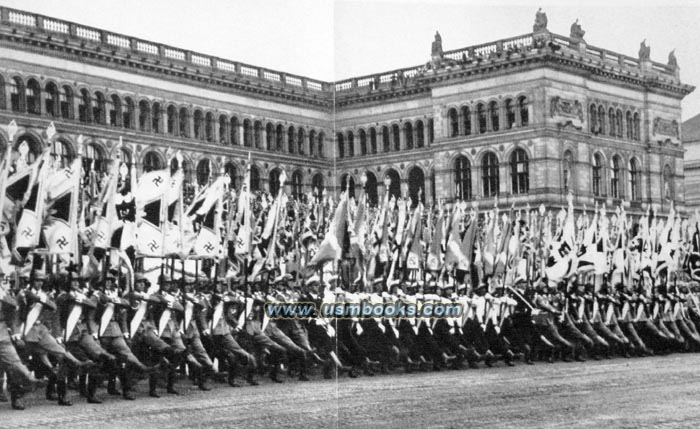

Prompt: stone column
xmin=471 ymin=109 xmax=478 ymax=135
xmin=399 ymin=125 xmax=406 ymax=151
xmin=238 ymin=123 xmax=244 ymax=146
xmin=457 ymin=109 xmax=464 ymax=136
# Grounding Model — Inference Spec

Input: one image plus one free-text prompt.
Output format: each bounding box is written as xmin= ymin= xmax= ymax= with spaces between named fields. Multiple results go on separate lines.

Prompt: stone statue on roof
xmin=431 ymin=31 xmax=444 ymax=59
xmin=570 ymin=19 xmax=585 ymax=40
xmin=533 ymin=8 xmax=548 ymax=32
xmin=639 ymin=39 xmax=651 ymax=61
xmin=668 ymin=49 xmax=678 ymax=69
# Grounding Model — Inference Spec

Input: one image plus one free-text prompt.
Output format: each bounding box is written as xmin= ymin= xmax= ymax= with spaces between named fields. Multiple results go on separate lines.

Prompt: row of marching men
xmin=3 ymin=265 xmax=700 ymax=411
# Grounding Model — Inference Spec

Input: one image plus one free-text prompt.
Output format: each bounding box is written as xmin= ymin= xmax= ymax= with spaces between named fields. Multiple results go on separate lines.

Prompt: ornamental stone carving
xmin=550 ymin=96 xmax=584 ymax=129
xmin=653 ymin=117 xmax=679 ymax=141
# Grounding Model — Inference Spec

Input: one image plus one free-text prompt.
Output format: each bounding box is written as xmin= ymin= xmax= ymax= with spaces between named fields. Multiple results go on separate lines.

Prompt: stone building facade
xmin=0 ymin=7 xmax=694 ymax=214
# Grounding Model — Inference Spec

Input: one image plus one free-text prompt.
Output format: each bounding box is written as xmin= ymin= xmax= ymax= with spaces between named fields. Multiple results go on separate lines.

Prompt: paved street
xmin=4 ymin=354 xmax=700 ymax=428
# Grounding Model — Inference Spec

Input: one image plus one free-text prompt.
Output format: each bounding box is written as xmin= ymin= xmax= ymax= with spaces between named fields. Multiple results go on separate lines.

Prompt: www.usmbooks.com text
xmin=264 ymin=301 xmax=463 ymax=319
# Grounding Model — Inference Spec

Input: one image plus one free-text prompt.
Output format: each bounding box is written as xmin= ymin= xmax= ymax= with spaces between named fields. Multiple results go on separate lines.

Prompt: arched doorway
xmin=385 ymin=169 xmax=401 ymax=200
xmin=407 ymin=167 xmax=425 ymax=206
xmin=364 ymin=172 xmax=378 ymax=206
xmin=340 ymin=174 xmax=355 ymax=199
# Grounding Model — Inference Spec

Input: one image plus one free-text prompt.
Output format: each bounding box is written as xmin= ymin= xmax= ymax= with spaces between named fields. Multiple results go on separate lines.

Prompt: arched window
xmin=347 ymin=131 xmax=354 ymax=157
xmin=392 ymin=124 xmax=400 ymax=151
xmin=93 ymin=92 xmax=106 ymax=125
xmin=78 ymin=89 xmax=90 ymax=123
xmin=449 ymin=108 xmax=459 ymax=137
xmin=269 ymin=169 xmax=282 ymax=196
xmin=196 ymin=159 xmax=211 ymax=187
xmin=193 ymin=110 xmax=204 ymax=140
xmin=336 ymin=133 xmax=344 ymax=159
xmin=663 ymin=164 xmax=674 ymax=200
xmin=598 ymin=106 xmax=606 ymax=135
xmin=511 ymin=149 xmax=529 ymax=194
xmin=297 ymin=128 xmax=305 ymax=154
xmin=428 ymin=119 xmax=434 ymax=143
xmin=309 ymin=130 xmax=317 ymax=156
xmin=26 ymin=79 xmax=41 ymax=115
xmin=14 ymin=135 xmax=41 ymax=166
xmin=276 ymin=124 xmax=284 ymax=151
xmin=626 ymin=111 xmax=633 ymax=140
xmin=454 ymin=156 xmax=471 ymax=200
xmin=50 ymin=140 xmax=70 ymax=169
xmin=219 ymin=115 xmax=229 ymax=144
xmin=138 ymin=100 xmax=151 ymax=132
xmin=224 ymin=162 xmax=238 ymax=190
xmin=108 ymin=94 xmax=122 ymax=127
xmin=405 ymin=122 xmax=413 ymax=150
xmin=505 ymin=99 xmax=515 ymax=129
xmin=292 ymin=171 xmax=303 ymax=200
xmin=152 ymin=102 xmax=161 ymax=133
xmin=340 ymin=174 xmax=355 ymax=199
xmin=590 ymin=104 xmax=598 ymax=133
xmin=266 ymin=123 xmax=275 ymax=150
xmin=166 ymin=105 xmax=177 ymax=135
xmin=123 ymin=97 xmax=135 ymax=129
xmin=243 ymin=119 xmax=252 ymax=147
xmin=83 ymin=144 xmax=107 ymax=176
xmin=407 ymin=167 xmax=425 ymax=206
xmin=178 ymin=107 xmax=190 ymax=137
xmin=562 ymin=150 xmax=573 ymax=193
xmin=288 ymin=126 xmax=296 ymax=153
xmin=318 ymin=132 xmax=325 ymax=158
xmin=385 ymin=169 xmax=401 ymax=200
xmin=250 ymin=165 xmax=261 ymax=192
xmin=382 ymin=126 xmax=390 ymax=152
xmin=461 ymin=106 xmax=472 ymax=135
xmin=312 ymin=173 xmax=324 ymax=195
xmin=10 ymin=77 xmax=24 ymax=112
xmin=592 ymin=153 xmax=603 ymax=197
xmin=477 ymin=103 xmax=487 ymax=134
xmin=616 ymin=109 xmax=623 ymax=138
xmin=481 ymin=152 xmax=499 ymax=197
xmin=488 ymin=101 xmax=499 ymax=132
xmin=629 ymin=158 xmax=640 ymax=201
xmin=369 ymin=128 xmax=377 ymax=154
xmin=45 ymin=82 xmax=59 ymax=117
xmin=254 ymin=121 xmax=263 ymax=149
xmin=205 ymin=112 xmax=215 ymax=142
xmin=359 ymin=129 xmax=367 ymax=156
xmin=365 ymin=172 xmax=378 ymax=206
xmin=518 ymin=96 xmax=529 ymax=126
xmin=608 ymin=108 xmax=616 ymax=137
xmin=610 ymin=155 xmax=621 ymax=199
xmin=230 ymin=117 xmax=239 ymax=145
xmin=416 ymin=121 xmax=424 ymax=148
xmin=633 ymin=113 xmax=640 ymax=141
xmin=60 ymin=85 xmax=73 ymax=120
xmin=143 ymin=151 xmax=164 ymax=173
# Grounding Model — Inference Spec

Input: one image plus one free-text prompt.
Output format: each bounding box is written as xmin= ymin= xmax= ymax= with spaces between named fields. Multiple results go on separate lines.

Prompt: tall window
xmin=663 ymin=164 xmax=674 ymax=200
xmin=589 ymin=104 xmax=598 ymax=133
xmin=110 ymin=95 xmax=121 ymax=127
xmin=152 ymin=103 xmax=161 ymax=133
xmin=416 ymin=121 xmax=424 ymax=148
xmin=626 ymin=112 xmax=633 ymax=139
xmin=633 ymin=113 xmax=641 ymax=141
xmin=405 ymin=122 xmax=413 ymax=149
xmin=629 ymin=158 xmax=640 ymax=201
xmin=477 ymin=103 xmax=487 ymax=134
xmin=78 ymin=89 xmax=90 ymax=123
xmin=250 ymin=166 xmax=261 ymax=192
xmin=26 ymin=79 xmax=41 ymax=115
xmin=428 ymin=119 xmax=434 ymax=143
xmin=312 ymin=173 xmax=324 ymax=194
xmin=196 ymin=159 xmax=211 ymax=187
xmin=243 ymin=120 xmax=252 ymax=147
xmin=10 ymin=77 xmax=22 ymax=112
xmin=231 ymin=117 xmax=240 ymax=145
xmin=205 ymin=113 xmax=215 ymax=142
xmin=179 ymin=107 xmax=189 ymax=137
xmin=254 ymin=121 xmax=263 ymax=149
xmin=337 ymin=133 xmax=344 ymax=159
xmin=45 ymin=83 xmax=59 ymax=117
xmin=167 ymin=105 xmax=177 ymax=135
xmin=266 ymin=123 xmax=275 ymax=150
xmin=454 ymin=156 xmax=471 ymax=200
xmin=50 ymin=140 xmax=70 ymax=169
xmin=94 ymin=92 xmax=107 ymax=125
xmin=60 ymin=86 xmax=73 ymax=120
xmin=610 ymin=155 xmax=621 ymax=199
xmin=292 ymin=171 xmax=303 ymax=200
xmin=288 ymin=126 xmax=296 ymax=153
xmin=347 ymin=131 xmax=354 ymax=157
xmin=511 ymin=149 xmax=529 ymax=194
xmin=518 ymin=96 xmax=529 ymax=126
xmin=369 ymin=128 xmax=377 ymax=154
xmin=505 ymin=100 xmax=515 ymax=129
xmin=269 ymin=169 xmax=282 ymax=196
xmin=481 ymin=152 xmax=499 ymax=197
xmin=359 ymin=130 xmax=367 ymax=155
xmin=194 ymin=110 xmax=204 ymax=140
xmin=592 ymin=153 xmax=603 ymax=197
xmin=488 ymin=101 xmax=499 ymax=131
xmin=382 ymin=126 xmax=390 ymax=152
xmin=461 ymin=106 xmax=472 ymax=135
xmin=83 ymin=144 xmax=106 ymax=175
xmin=608 ymin=108 xmax=616 ymax=137
xmin=597 ymin=106 xmax=606 ymax=135
xmin=276 ymin=124 xmax=284 ymax=151
xmin=449 ymin=108 xmax=458 ymax=137
xmin=392 ymin=124 xmax=400 ymax=151
xmin=616 ymin=110 xmax=623 ymax=138
xmin=138 ymin=100 xmax=151 ymax=132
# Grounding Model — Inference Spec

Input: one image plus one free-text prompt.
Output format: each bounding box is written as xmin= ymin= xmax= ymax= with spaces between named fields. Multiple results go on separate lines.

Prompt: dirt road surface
xmin=3 ymin=354 xmax=700 ymax=428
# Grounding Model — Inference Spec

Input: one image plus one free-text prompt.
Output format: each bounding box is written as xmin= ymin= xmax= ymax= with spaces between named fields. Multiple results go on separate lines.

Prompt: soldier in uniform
xmin=0 ymin=274 xmax=38 ymax=410
xmin=56 ymin=271 xmax=116 ymax=404
xmin=95 ymin=272 xmax=155 ymax=400
xmin=21 ymin=271 xmax=89 ymax=406
xmin=182 ymin=279 xmax=215 ymax=391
